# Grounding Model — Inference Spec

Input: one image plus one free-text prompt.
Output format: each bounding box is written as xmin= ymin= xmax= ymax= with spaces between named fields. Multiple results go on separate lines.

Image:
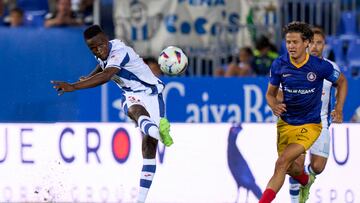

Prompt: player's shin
xmin=137 ymin=159 xmax=156 ymax=203
xmin=138 ymin=115 xmax=160 ymax=140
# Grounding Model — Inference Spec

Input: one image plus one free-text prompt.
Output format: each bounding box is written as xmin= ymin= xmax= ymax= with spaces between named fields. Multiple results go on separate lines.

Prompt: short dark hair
xmin=10 ymin=8 xmax=24 ymax=16
xmin=240 ymin=47 xmax=253 ymax=56
xmin=311 ymin=26 xmax=326 ymax=40
xmin=83 ymin=25 xmax=103 ymax=39
xmin=283 ymin=21 xmax=313 ymax=42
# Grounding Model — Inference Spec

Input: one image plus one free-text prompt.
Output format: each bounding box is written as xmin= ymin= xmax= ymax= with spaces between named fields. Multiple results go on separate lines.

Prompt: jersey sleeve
xmin=105 ymin=49 xmax=130 ymax=69
xmin=269 ymin=59 xmax=281 ymax=86
xmin=320 ymin=60 xmax=340 ymax=83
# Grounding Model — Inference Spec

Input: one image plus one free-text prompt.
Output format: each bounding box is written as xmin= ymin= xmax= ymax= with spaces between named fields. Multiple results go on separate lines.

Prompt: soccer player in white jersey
xmin=287 ymin=27 xmax=348 ymax=203
xmin=51 ymin=25 xmax=173 ymax=203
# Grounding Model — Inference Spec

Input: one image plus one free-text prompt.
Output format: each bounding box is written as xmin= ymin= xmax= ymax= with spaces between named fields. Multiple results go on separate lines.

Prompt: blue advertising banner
xmin=106 ymin=77 xmax=360 ymax=123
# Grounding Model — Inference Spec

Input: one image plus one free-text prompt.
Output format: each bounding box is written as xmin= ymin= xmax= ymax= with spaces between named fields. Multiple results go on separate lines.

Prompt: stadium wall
xmin=0 ymin=123 xmax=358 ymax=203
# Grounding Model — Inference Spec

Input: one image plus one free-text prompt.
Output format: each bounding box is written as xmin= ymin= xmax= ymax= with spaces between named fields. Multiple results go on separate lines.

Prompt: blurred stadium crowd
xmin=0 ymin=0 xmax=93 ymax=27
xmin=1 ymin=0 xmax=359 ymax=77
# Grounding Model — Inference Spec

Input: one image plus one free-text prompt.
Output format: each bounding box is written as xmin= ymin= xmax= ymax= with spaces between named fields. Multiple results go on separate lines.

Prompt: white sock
xmin=307 ymin=164 xmax=317 ymax=175
xmin=289 ymin=177 xmax=300 ymax=203
xmin=137 ymin=159 xmax=156 ymax=203
xmin=138 ymin=116 xmax=160 ymax=140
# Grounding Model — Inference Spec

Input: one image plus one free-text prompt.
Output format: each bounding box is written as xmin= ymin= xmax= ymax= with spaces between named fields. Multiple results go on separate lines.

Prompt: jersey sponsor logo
xmin=284 ymin=87 xmax=315 ymax=94
xmin=282 ymin=73 xmax=292 ymax=77
xmin=307 ymin=72 xmax=317 ymax=81
xmin=301 ymin=128 xmax=308 ymax=133
xmin=128 ymin=96 xmax=140 ymax=103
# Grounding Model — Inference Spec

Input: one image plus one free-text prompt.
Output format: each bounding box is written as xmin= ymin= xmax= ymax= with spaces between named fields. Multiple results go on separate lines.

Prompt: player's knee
xmin=128 ymin=105 xmax=149 ymax=121
xmin=275 ymin=156 xmax=289 ymax=172
xmin=311 ymin=162 xmax=325 ymax=174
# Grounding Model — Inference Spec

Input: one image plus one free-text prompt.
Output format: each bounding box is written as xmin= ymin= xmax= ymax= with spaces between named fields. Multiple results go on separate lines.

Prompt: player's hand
xmin=271 ymin=103 xmax=287 ymax=117
xmin=331 ymin=108 xmax=343 ymax=123
xmin=51 ymin=80 xmax=76 ymax=96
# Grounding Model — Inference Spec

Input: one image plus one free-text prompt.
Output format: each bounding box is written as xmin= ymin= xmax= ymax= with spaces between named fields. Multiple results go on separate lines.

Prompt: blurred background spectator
xmin=47 ymin=0 xmax=93 ymax=25
xmin=252 ymin=35 xmax=278 ymax=76
xmin=1 ymin=0 xmax=17 ymax=24
xmin=351 ymin=106 xmax=360 ymax=122
xmin=8 ymin=7 xmax=23 ymax=27
xmin=215 ymin=47 xmax=255 ymax=77
xmin=44 ymin=0 xmax=83 ymax=27
xmin=0 ymin=0 xmax=4 ymax=22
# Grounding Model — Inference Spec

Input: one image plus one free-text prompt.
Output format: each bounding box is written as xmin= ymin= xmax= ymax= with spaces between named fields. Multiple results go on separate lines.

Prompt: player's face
xmin=309 ymin=34 xmax=325 ymax=58
xmin=86 ymin=34 xmax=109 ymax=60
xmin=285 ymin=32 xmax=309 ymax=60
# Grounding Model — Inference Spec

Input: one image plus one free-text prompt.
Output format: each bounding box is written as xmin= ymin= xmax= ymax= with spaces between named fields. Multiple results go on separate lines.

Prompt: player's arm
xmin=331 ymin=73 xmax=348 ymax=123
xmin=266 ymin=84 xmax=286 ymax=117
xmin=51 ymin=67 xmax=119 ymax=95
xmin=72 ymin=67 xmax=119 ymax=89
xmin=276 ymin=90 xmax=284 ymax=103
xmin=80 ymin=64 xmax=103 ymax=81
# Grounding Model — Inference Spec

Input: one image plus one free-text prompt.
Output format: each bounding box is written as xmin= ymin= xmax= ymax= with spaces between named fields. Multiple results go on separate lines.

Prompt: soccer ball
xmin=158 ymin=46 xmax=188 ymax=75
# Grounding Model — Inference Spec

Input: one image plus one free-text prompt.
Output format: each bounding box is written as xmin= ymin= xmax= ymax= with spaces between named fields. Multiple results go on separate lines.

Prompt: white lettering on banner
xmin=0 ymin=123 xmax=359 ymax=202
xmin=163 ymin=82 xmax=276 ymax=122
xmin=114 ymin=0 xmax=250 ymax=56
xmin=244 ymin=85 xmax=263 ymax=122
xmin=178 ymin=0 xmax=225 ymax=6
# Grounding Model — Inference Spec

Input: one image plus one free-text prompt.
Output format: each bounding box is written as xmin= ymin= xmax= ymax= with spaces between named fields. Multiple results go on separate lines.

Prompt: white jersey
xmin=95 ymin=39 xmax=164 ymax=95
xmin=321 ymin=58 xmax=340 ymax=128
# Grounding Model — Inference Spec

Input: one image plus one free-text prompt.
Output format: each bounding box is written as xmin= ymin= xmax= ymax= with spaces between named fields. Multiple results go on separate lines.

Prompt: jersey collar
xmin=290 ymin=53 xmax=309 ymax=68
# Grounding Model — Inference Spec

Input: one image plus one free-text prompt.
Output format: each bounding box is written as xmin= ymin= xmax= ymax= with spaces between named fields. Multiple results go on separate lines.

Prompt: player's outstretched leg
xmin=137 ymin=136 xmax=158 ymax=203
xmin=289 ymin=177 xmax=301 ymax=203
xmin=159 ymin=118 xmax=173 ymax=147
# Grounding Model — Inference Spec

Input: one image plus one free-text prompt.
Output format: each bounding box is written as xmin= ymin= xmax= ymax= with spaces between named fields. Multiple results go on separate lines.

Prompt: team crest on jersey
xmin=307 ymin=72 xmax=316 ymax=81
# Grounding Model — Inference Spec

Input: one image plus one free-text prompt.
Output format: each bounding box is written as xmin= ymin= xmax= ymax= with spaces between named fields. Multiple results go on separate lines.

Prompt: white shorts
xmin=121 ymin=91 xmax=165 ymax=125
xmin=309 ymin=127 xmax=330 ymax=158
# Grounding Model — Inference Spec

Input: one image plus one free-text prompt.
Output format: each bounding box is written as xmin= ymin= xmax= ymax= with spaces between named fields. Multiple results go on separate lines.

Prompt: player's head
xmin=283 ymin=21 xmax=313 ymax=60
xmin=83 ymin=25 xmax=110 ymax=60
xmin=309 ymin=27 xmax=326 ymax=58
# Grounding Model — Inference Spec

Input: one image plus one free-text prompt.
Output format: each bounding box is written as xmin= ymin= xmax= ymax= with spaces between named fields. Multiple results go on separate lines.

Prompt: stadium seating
xmin=346 ymin=37 xmax=360 ymax=77
xmin=336 ymin=11 xmax=359 ymax=37
xmin=328 ymin=37 xmax=347 ymax=67
xmin=17 ymin=0 xmax=48 ymax=11
xmin=24 ymin=10 xmax=46 ymax=27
